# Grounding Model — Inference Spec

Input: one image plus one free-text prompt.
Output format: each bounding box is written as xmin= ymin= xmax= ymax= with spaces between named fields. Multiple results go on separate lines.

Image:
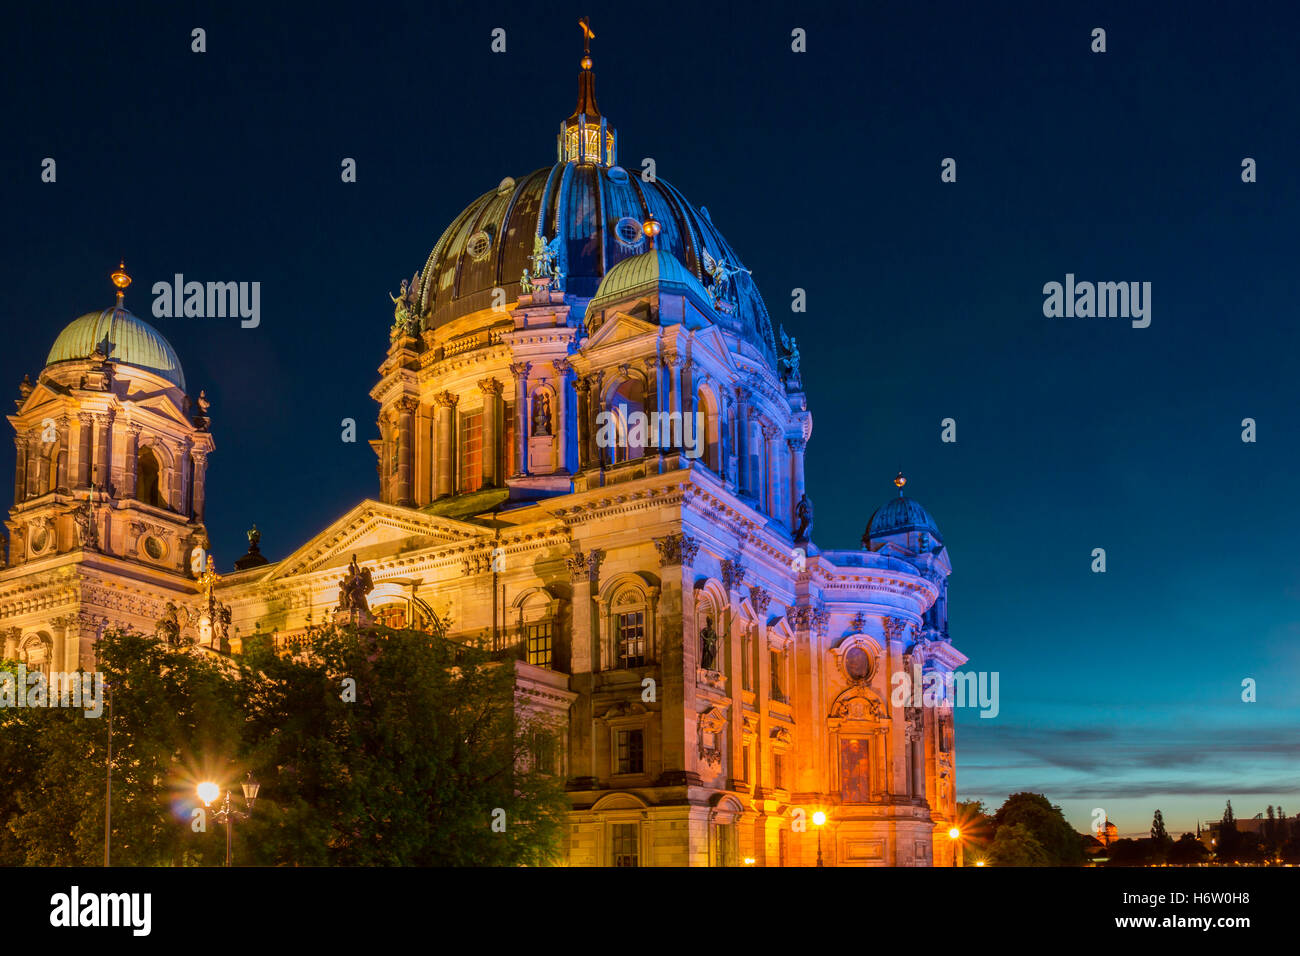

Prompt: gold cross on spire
xmin=579 ymin=16 xmax=594 ymax=55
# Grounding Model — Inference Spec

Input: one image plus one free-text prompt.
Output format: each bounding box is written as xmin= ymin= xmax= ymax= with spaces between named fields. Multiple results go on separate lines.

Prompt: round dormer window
xmin=614 ymin=217 xmax=645 ymax=248
xmin=467 ymin=230 xmax=492 ymax=261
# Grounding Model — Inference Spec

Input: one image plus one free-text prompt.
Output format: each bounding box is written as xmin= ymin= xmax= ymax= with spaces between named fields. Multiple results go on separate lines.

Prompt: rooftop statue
xmin=778 ymin=324 xmax=803 ymax=390
xmin=702 ymin=248 xmax=750 ymax=310
xmin=337 ymin=554 xmax=375 ymax=614
xmin=389 ymin=272 xmax=422 ymax=339
xmin=794 ymin=492 xmax=814 ymax=542
xmin=527 ymin=234 xmax=564 ymax=291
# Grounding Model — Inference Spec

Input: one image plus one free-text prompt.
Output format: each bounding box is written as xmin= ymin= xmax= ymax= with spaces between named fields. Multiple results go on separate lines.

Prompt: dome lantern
xmin=558 ymin=17 xmax=616 ymax=167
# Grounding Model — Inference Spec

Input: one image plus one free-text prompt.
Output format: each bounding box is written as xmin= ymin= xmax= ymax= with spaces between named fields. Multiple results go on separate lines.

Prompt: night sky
xmin=4 ymin=1 xmax=1298 ymax=838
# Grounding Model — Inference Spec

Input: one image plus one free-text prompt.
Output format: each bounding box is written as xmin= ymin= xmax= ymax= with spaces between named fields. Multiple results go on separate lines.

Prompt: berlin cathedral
xmin=0 ymin=26 xmax=966 ymax=867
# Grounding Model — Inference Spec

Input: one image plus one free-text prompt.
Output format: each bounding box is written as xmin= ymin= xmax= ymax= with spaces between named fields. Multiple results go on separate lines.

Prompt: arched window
xmin=695 ymin=386 xmax=722 ymax=473
xmin=601 ymin=577 xmax=657 ymax=670
xmin=137 ymin=447 xmax=162 ymax=507
xmin=21 ymin=633 xmax=52 ymax=677
xmin=605 ymin=377 xmax=647 ymax=464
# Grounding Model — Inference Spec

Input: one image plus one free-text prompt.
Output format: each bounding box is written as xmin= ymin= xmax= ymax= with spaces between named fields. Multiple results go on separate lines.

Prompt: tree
xmin=955 ymin=799 xmax=993 ymax=863
xmin=1106 ymin=838 xmax=1152 ymax=866
xmin=1 ymin=624 xmax=570 ymax=866
xmin=992 ymin=793 xmax=1085 ymax=866
xmin=1150 ymin=809 xmax=1172 ymax=863
xmin=987 ymin=823 xmax=1051 ymax=866
xmin=1216 ymin=800 xmax=1242 ymax=863
xmin=235 ymin=623 xmax=569 ymax=865
xmin=1168 ymin=833 xmax=1209 ymax=866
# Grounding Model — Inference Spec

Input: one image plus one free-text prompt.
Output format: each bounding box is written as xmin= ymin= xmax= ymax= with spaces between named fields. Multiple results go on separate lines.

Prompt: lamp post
xmin=813 ymin=811 xmax=827 ymax=867
xmin=198 ymin=773 xmax=259 ymax=866
xmin=948 ymin=826 xmax=961 ymax=868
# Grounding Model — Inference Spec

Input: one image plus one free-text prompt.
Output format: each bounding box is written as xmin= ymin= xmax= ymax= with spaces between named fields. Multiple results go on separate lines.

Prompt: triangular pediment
xmin=585 ymin=310 xmax=660 ymax=351
xmin=266 ymin=499 xmax=484 ymax=580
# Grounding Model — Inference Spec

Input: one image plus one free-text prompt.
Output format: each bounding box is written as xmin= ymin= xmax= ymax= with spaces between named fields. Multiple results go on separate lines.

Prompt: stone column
xmin=666 ymin=354 xmax=681 ymax=450
xmin=653 ymin=533 xmax=696 ymax=781
xmin=2 ymin=628 xmax=18 ymax=661
xmin=26 ymin=434 xmax=40 ymax=498
xmin=76 ymin=413 xmax=93 ymax=489
xmin=574 ymin=377 xmax=590 ymax=471
xmin=433 ymin=392 xmax=457 ymax=498
xmin=396 ymin=396 xmax=418 ymax=505
xmin=13 ymin=436 xmax=27 ymax=505
xmin=509 ymin=362 xmax=530 ymax=476
xmin=93 ymin=412 xmax=112 ymax=493
xmin=191 ymin=451 xmax=208 ymax=521
xmin=51 ymin=617 xmax=70 ymax=673
xmin=763 ymin=424 xmax=782 ymax=521
xmin=178 ymin=442 xmax=193 ymax=515
xmin=566 ymin=549 xmax=601 ymax=779
xmin=122 ymin=424 xmax=142 ymax=499
xmin=552 ymin=359 xmax=571 ymax=473
xmin=787 ymin=437 xmax=807 ymax=528
xmin=477 ymin=380 xmax=502 ymax=488
xmin=746 ymin=417 xmax=763 ymax=508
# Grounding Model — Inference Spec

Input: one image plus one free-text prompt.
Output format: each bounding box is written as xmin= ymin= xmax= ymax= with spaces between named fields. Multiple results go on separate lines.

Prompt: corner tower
xmin=1 ymin=265 xmax=213 ymax=670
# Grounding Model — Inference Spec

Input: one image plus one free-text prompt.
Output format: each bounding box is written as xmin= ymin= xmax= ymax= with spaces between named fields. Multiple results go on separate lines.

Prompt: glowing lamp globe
xmin=812 ymin=811 xmax=827 ymax=827
xmin=197 ymin=781 xmax=220 ymax=806
xmin=948 ymin=827 xmax=961 ymax=841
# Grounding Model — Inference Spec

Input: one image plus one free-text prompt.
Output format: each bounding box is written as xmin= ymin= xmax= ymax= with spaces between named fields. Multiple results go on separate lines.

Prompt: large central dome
xmin=415 ymin=52 xmax=777 ymax=365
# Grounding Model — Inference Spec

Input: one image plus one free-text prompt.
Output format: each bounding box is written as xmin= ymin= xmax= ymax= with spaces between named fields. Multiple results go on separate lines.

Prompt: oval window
xmin=144 ymin=536 xmax=164 ymax=560
xmin=844 ymin=646 xmax=871 ymax=681
xmin=614 ymin=216 xmax=644 ymax=248
xmin=466 ymin=230 xmax=492 ymax=261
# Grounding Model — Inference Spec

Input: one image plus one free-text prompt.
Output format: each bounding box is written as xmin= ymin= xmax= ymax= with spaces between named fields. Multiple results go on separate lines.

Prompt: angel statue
xmin=527 ymin=234 xmax=564 ymax=290
xmin=702 ymin=248 xmax=751 ymax=310
xmin=778 ymin=324 xmax=803 ymax=390
xmin=337 ymin=554 xmax=375 ymax=614
xmin=388 ymin=272 xmax=423 ymax=339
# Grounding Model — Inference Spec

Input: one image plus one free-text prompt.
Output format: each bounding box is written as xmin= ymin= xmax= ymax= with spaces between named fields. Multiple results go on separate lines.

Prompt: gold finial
xmin=579 ymin=16 xmax=594 ymax=65
xmin=111 ymin=260 xmax=131 ymax=304
xmin=894 ymin=471 xmax=907 ymax=495
xmin=643 ymin=216 xmax=661 ymax=249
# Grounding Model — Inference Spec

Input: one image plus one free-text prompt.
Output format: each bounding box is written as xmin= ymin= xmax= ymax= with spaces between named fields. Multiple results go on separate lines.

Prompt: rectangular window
xmin=616 ymin=729 xmax=644 ymax=774
xmin=742 ymin=631 xmax=752 ymax=691
xmin=612 ymin=823 xmax=639 ymax=867
xmin=773 ymin=751 xmax=787 ymax=790
xmin=741 ymin=744 xmax=751 ymax=783
xmin=770 ymin=649 xmax=786 ymax=703
xmin=526 ymin=622 xmax=552 ymax=669
xmin=458 ymin=410 xmax=483 ymax=494
xmin=714 ymin=822 xmax=736 ymax=867
xmin=503 ymin=401 xmax=516 ymax=478
xmin=617 ymin=611 xmax=645 ymax=668
xmin=840 ymin=737 xmax=871 ymax=804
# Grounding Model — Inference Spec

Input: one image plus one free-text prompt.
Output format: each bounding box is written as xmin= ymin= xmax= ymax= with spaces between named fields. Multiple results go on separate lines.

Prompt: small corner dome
xmin=46 ymin=305 xmax=186 ymax=390
xmin=867 ymin=495 xmax=942 ymax=542
xmin=585 ymin=247 xmax=711 ymax=319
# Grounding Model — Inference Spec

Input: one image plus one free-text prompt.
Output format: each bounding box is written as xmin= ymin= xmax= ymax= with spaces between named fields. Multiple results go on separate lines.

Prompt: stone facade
xmin=0 ymin=37 xmax=967 ymax=866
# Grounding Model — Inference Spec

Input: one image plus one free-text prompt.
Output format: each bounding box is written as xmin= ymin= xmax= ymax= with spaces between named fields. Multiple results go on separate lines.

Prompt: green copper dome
xmin=46 ymin=306 xmax=186 ymax=390
xmin=586 ymin=247 xmax=712 ymax=319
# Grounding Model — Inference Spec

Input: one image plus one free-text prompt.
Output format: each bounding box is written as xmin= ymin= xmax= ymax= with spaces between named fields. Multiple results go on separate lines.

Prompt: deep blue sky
xmin=5 ymin=1 xmax=1298 ymax=838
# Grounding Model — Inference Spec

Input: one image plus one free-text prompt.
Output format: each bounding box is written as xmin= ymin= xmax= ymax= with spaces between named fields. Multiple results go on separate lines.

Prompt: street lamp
xmin=813 ymin=811 xmax=827 ymax=867
xmin=948 ymin=826 xmax=961 ymax=868
xmin=197 ymin=772 xmax=259 ymax=866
